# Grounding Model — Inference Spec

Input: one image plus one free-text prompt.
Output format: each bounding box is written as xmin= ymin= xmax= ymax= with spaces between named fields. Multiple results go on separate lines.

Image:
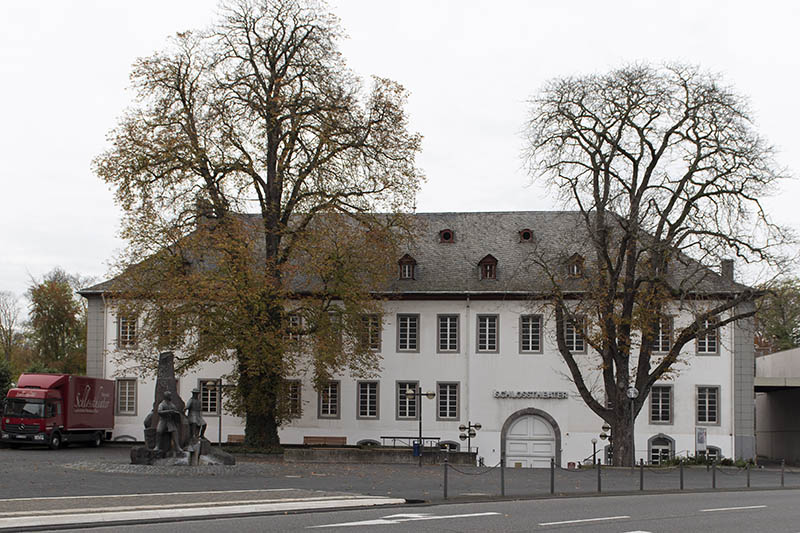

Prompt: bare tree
xmin=0 ymin=291 xmax=20 ymax=363
xmin=523 ymin=64 xmax=790 ymax=465
xmin=95 ymin=0 xmax=422 ymax=447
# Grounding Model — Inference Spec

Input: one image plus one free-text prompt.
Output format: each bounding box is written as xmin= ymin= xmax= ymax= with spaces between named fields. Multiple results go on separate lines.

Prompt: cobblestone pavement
xmin=1 ymin=444 xmax=797 ymax=503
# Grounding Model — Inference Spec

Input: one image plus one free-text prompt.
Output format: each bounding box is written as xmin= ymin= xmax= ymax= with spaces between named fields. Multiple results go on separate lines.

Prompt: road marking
xmin=700 ymin=505 xmax=767 ymax=512
xmin=539 ymin=515 xmax=630 ymax=526
xmin=0 ymin=488 xmax=299 ymax=503
xmin=308 ymin=511 xmax=500 ymax=528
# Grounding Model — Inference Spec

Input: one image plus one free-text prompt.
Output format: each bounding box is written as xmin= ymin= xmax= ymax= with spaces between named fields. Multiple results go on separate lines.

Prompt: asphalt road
xmin=54 ymin=489 xmax=800 ymax=532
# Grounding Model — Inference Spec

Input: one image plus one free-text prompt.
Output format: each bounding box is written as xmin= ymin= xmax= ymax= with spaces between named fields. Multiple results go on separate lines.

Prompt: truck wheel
xmin=90 ymin=432 xmax=103 ymax=448
xmin=49 ymin=432 xmax=62 ymax=450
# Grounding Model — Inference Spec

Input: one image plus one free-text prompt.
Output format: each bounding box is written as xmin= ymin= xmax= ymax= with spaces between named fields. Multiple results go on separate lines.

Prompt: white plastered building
xmin=80 ymin=212 xmax=756 ymax=467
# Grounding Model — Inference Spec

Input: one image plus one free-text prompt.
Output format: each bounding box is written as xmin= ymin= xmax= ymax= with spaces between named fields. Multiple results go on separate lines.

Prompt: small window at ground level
xmin=116 ymin=379 xmax=137 ymax=416
xmin=199 ymin=379 xmax=220 ymax=415
xmin=319 ymin=381 xmax=340 ymax=418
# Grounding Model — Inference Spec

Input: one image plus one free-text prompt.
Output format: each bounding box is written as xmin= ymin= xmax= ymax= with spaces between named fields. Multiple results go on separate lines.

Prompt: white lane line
xmin=0 ymin=488 xmax=299 ymax=503
xmin=0 ymin=498 xmax=406 ymax=530
xmin=308 ymin=512 xmax=500 ymax=528
xmin=539 ymin=515 xmax=630 ymax=526
xmin=700 ymin=505 xmax=767 ymax=512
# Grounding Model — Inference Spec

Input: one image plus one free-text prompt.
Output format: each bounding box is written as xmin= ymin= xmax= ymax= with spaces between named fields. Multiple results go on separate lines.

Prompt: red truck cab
xmin=2 ymin=374 xmax=115 ymax=449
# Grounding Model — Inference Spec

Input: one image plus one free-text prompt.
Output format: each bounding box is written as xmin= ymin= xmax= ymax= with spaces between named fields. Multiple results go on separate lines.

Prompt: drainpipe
xmin=465 ymin=295 xmax=471 ymax=428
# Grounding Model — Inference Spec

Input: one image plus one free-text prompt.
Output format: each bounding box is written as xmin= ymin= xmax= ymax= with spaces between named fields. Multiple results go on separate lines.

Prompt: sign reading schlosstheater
xmin=492 ymin=390 xmax=568 ymax=399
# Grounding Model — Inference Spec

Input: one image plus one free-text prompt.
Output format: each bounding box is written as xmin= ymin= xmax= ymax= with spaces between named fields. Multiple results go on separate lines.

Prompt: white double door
xmin=505 ymin=414 xmax=555 ymax=468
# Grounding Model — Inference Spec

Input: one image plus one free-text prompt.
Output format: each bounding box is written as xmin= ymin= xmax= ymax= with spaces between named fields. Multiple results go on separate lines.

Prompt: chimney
xmin=720 ymin=259 xmax=734 ymax=281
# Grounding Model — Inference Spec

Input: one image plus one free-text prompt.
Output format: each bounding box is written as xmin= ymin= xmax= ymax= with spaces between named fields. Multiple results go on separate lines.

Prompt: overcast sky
xmin=2 ymin=0 xmax=799 ymax=306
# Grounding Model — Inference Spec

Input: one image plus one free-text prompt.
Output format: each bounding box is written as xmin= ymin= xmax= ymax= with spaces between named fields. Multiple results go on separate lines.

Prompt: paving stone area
xmin=2 ymin=444 xmax=799 ymax=503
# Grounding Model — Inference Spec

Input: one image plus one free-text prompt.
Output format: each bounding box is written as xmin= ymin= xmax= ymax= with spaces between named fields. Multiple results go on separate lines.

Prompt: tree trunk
xmin=610 ymin=404 xmax=638 ymax=466
xmin=240 ymin=357 xmax=282 ymax=448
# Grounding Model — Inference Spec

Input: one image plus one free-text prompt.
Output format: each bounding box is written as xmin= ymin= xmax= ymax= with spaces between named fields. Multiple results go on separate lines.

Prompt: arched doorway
xmin=501 ymin=408 xmax=561 ymax=468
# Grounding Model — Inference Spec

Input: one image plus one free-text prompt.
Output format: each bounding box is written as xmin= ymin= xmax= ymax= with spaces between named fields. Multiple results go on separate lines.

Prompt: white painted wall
xmin=103 ymin=298 xmax=738 ymax=466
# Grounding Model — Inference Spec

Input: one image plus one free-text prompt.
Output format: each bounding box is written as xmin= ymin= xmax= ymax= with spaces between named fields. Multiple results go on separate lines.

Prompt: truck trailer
xmin=1 ymin=374 xmax=115 ymax=449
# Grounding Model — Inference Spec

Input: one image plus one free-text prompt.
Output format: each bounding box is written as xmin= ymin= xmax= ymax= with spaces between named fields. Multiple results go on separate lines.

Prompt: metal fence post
xmin=597 ymin=461 xmax=602 ymax=493
xmin=679 ymin=460 xmax=684 ymax=491
xmin=500 ymin=450 xmax=506 ymax=497
xmin=781 ymin=459 xmax=785 ymax=488
xmin=443 ymin=456 xmax=448 ymax=500
xmin=550 ymin=457 xmax=555 ymax=495
xmin=639 ymin=459 xmax=644 ymax=491
xmin=712 ymin=462 xmax=716 ymax=489
xmin=746 ymin=462 xmax=750 ymax=488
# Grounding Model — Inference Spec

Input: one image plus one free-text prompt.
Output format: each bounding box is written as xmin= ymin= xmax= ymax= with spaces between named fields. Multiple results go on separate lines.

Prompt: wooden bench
xmin=303 ymin=436 xmax=347 ymax=446
xmin=227 ymin=434 xmax=245 ymax=443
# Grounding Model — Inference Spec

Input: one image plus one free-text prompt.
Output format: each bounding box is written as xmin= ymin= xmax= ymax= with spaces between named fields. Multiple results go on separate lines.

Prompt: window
xmin=650 ymin=385 xmax=672 ymax=424
xmin=650 ymin=316 xmax=672 ymax=353
xmin=117 ymin=315 xmax=137 ymax=348
xmin=199 ymin=379 xmax=220 ymax=415
xmin=437 ymin=315 xmax=459 ymax=352
xmin=697 ymin=386 xmax=719 ymax=424
xmin=287 ymin=313 xmax=303 ymax=342
xmin=437 ymin=382 xmax=459 ymax=420
xmin=478 ymin=254 xmax=498 ymax=280
xmin=287 ymin=381 xmax=302 ymax=419
xmin=520 ymin=315 xmax=542 ymax=353
xmin=649 ymin=436 xmax=673 ymax=465
xmin=519 ymin=229 xmax=533 ymax=242
xmin=318 ymin=381 xmax=340 ymax=419
xmin=567 ymin=254 xmax=584 ymax=277
xmin=439 ymin=229 xmax=455 ymax=243
xmin=563 ymin=317 xmax=585 ymax=352
xmin=357 ymin=381 xmax=379 ymax=419
xmin=398 ymin=254 xmax=417 ymax=280
xmin=697 ymin=317 xmax=719 ymax=355
xmin=116 ymin=379 xmax=136 ymax=416
xmin=360 ymin=314 xmax=381 ymax=351
xmin=397 ymin=314 xmax=419 ymax=352
xmin=396 ymin=381 xmax=418 ymax=419
xmin=477 ymin=315 xmax=498 ymax=352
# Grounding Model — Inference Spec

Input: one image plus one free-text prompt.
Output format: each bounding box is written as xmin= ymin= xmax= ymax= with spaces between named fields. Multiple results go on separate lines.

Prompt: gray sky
xmin=2 ymin=0 xmax=799 ymax=305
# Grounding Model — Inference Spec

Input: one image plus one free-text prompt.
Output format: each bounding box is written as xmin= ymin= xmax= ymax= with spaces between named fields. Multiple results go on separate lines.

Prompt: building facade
xmin=81 ymin=212 xmax=755 ymax=466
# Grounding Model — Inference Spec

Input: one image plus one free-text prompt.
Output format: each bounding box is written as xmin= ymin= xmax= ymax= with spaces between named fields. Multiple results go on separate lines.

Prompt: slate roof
xmin=80 ymin=211 xmax=748 ymax=297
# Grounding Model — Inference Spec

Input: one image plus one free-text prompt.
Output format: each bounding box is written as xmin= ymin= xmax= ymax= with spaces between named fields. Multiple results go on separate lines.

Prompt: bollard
xmin=746 ymin=462 xmax=750 ymax=488
xmin=781 ymin=459 xmax=785 ymax=488
xmin=500 ymin=450 xmax=506 ymax=497
xmin=597 ymin=461 xmax=602 ymax=493
xmin=640 ymin=459 xmax=645 ymax=489
xmin=680 ymin=460 xmax=684 ymax=491
xmin=712 ymin=461 xmax=717 ymax=488
xmin=443 ymin=456 xmax=448 ymax=500
xmin=550 ymin=457 xmax=555 ymax=494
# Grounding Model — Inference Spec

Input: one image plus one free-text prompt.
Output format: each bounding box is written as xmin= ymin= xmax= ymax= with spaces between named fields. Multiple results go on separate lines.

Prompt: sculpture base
xmin=130 ymin=438 xmax=235 ymax=466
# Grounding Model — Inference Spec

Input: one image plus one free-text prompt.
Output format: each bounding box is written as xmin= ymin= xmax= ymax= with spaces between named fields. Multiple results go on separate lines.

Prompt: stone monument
xmin=130 ymin=351 xmax=234 ymax=466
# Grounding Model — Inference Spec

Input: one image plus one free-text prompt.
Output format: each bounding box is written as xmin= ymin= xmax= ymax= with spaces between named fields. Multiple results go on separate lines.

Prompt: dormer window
xmin=439 ymin=229 xmax=455 ymax=243
xmin=398 ymin=254 xmax=417 ymax=280
xmin=519 ymin=229 xmax=533 ymax=242
xmin=567 ymin=254 xmax=584 ymax=278
xmin=478 ymin=254 xmax=498 ymax=280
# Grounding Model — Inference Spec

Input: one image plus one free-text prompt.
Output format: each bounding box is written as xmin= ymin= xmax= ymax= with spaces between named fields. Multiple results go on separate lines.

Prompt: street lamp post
xmin=591 ymin=437 xmax=598 ymax=465
xmin=458 ymin=421 xmax=482 ymax=453
xmin=406 ymin=385 xmax=436 ymax=467
xmin=627 ymin=386 xmax=639 ymax=468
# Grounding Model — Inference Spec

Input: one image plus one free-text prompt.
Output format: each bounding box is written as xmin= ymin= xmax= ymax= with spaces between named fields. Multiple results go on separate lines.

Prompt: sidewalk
xmin=0 ymin=489 xmax=406 ymax=531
